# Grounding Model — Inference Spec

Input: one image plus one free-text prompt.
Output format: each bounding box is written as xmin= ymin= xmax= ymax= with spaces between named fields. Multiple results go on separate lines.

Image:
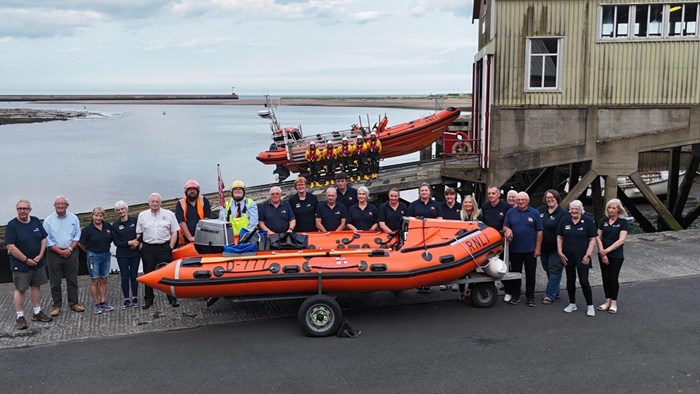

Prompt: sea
xmin=0 ymin=101 xmax=429 ymax=223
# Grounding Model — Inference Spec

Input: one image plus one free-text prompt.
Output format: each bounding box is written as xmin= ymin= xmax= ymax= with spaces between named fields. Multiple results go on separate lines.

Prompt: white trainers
xmin=564 ymin=303 xmax=578 ymax=313
xmin=504 ymin=294 xmax=512 ymax=303
xmin=587 ymin=305 xmax=595 ymax=317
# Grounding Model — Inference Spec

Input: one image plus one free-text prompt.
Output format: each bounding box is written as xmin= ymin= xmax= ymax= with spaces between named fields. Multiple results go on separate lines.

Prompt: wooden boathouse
xmin=462 ymin=0 xmax=700 ymax=230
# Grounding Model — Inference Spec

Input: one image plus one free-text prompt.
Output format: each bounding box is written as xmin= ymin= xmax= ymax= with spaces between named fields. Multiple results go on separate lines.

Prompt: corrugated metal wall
xmin=492 ymin=0 xmax=700 ymax=106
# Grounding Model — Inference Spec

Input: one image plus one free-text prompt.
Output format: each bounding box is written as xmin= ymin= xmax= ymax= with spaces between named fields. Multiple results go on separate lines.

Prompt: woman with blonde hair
xmin=459 ymin=195 xmax=480 ymax=221
xmin=596 ymin=198 xmax=629 ymax=314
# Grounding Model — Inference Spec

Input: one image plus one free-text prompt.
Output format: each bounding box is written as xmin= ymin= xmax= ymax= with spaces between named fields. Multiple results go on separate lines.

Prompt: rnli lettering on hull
xmin=464 ymin=233 xmax=491 ymax=252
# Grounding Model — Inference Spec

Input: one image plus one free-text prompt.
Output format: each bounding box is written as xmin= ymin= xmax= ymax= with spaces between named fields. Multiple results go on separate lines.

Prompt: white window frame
xmin=525 ymin=37 xmax=564 ymax=92
xmin=598 ymin=2 xmax=700 ymax=41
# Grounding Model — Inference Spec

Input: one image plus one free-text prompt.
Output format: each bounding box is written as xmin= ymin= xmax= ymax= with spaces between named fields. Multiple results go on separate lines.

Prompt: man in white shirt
xmin=136 ymin=193 xmax=180 ymax=309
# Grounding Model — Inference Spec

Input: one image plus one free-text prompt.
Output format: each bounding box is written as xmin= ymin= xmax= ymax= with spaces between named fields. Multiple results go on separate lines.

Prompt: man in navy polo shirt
xmin=502 ymin=192 xmax=543 ymax=307
xmin=315 ymin=187 xmax=347 ymax=231
xmin=259 ymin=186 xmax=296 ymax=234
xmin=335 ymin=172 xmax=358 ymax=210
xmin=479 ymin=186 xmax=511 ymax=231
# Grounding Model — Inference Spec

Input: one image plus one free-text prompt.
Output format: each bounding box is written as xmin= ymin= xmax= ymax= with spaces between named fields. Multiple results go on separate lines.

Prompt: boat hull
xmin=139 ymin=219 xmax=503 ymax=299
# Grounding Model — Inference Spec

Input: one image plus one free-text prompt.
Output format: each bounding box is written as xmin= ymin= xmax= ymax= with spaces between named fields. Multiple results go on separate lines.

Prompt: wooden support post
xmin=667 ymin=147 xmax=682 ymax=213
xmin=618 ymin=187 xmax=656 ymax=232
xmin=673 ymin=144 xmax=700 ymax=220
xmin=526 ymin=167 xmax=555 ymax=196
xmin=683 ymin=204 xmax=700 ymax=228
xmin=562 ymin=169 xmax=598 ymax=207
xmin=628 ymin=172 xmax=682 ymax=231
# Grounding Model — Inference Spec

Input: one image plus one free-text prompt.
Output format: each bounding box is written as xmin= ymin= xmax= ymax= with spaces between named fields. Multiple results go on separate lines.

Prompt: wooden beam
xmin=667 ymin=147 xmax=682 ymax=213
xmin=628 ymin=172 xmax=682 ymax=231
xmin=673 ymin=144 xmax=700 ymax=219
xmin=618 ymin=187 xmax=656 ymax=232
xmin=682 ymin=203 xmax=700 ymax=228
xmin=562 ymin=169 xmax=598 ymax=207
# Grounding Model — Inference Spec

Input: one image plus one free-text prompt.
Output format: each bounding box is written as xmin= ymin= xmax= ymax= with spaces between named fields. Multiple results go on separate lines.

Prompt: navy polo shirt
xmin=80 ymin=221 xmax=113 ymax=253
xmin=347 ymin=203 xmax=379 ymax=230
xmin=259 ymin=199 xmax=295 ymax=233
xmin=336 ymin=187 xmax=358 ymax=210
xmin=378 ymin=202 xmax=408 ymax=232
xmin=4 ymin=216 xmax=47 ymax=272
xmin=537 ymin=205 xmax=568 ymax=253
xmin=288 ymin=193 xmax=319 ymax=232
xmin=598 ymin=217 xmax=630 ymax=259
xmin=112 ymin=216 xmax=139 ymax=258
xmin=479 ymin=199 xmax=510 ymax=230
xmin=439 ymin=201 xmax=461 ymax=220
xmin=503 ymin=206 xmax=543 ymax=253
xmin=407 ymin=199 xmax=442 ymax=218
xmin=315 ymin=203 xmax=346 ymax=231
xmin=557 ymin=216 xmax=597 ymax=268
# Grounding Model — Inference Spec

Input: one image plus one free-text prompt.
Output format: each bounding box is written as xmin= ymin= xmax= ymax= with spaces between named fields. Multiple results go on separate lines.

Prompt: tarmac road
xmin=1 ymin=275 xmax=698 ymax=393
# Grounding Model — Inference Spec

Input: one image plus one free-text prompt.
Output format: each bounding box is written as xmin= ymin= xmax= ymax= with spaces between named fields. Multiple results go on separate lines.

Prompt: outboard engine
xmin=193 ymin=219 xmax=235 ymax=254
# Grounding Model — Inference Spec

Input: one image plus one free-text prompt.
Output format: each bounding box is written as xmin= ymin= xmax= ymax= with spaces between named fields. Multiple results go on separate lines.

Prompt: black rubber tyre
xmin=471 ymin=282 xmax=498 ymax=308
xmin=298 ymin=295 xmax=343 ymax=337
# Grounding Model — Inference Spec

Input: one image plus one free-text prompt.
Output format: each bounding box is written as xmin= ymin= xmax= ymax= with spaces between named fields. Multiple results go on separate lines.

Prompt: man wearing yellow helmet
xmin=223 ymin=180 xmax=259 ymax=236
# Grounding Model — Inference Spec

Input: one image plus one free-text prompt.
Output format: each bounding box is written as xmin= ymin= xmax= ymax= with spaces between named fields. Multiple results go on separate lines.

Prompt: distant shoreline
xmin=0 ymin=95 xmax=471 ymax=125
xmin=1 ymin=94 xmax=471 ymax=108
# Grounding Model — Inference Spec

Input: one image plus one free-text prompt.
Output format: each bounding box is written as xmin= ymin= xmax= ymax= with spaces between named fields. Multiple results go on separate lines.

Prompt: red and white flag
xmin=217 ymin=164 xmax=226 ymax=208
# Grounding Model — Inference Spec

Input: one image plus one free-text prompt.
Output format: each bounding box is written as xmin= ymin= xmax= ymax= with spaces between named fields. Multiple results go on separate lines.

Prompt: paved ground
xmin=0 ymin=275 xmax=698 ymax=393
xmin=0 ymin=228 xmax=699 ymax=350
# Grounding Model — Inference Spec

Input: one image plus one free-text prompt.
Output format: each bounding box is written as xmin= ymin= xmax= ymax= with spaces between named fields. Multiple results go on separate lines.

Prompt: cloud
xmin=0 ymin=8 xmax=106 ymax=38
xmin=349 ymin=11 xmax=383 ymax=24
xmin=409 ymin=0 xmax=471 ymax=18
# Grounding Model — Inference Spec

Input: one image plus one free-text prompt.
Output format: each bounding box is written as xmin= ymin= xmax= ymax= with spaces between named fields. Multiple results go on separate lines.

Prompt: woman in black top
xmin=557 ymin=200 xmax=597 ymax=317
xmin=112 ymin=201 xmax=141 ymax=309
xmin=288 ymin=177 xmax=319 ymax=232
xmin=596 ymin=198 xmax=630 ymax=314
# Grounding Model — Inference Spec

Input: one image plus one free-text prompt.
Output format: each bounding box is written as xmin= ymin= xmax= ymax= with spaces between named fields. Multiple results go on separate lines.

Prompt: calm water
xmin=1 ymin=102 xmax=427 ymax=222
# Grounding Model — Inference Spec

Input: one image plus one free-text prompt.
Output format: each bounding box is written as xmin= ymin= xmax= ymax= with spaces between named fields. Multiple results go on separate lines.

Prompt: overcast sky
xmin=0 ymin=0 xmax=477 ymax=96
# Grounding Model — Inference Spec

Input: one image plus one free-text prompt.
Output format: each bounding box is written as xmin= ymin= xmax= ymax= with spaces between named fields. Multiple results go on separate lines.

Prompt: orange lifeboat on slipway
xmin=255 ymin=95 xmax=461 ymax=181
xmin=138 ymin=218 xmax=503 ymax=336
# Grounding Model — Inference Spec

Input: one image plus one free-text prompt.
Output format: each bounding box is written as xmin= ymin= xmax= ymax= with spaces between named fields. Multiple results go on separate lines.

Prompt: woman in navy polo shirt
xmin=557 ymin=200 xmax=597 ymax=317
xmin=595 ymin=198 xmax=629 ymax=314
xmin=346 ymin=186 xmax=378 ymax=231
xmin=407 ymin=183 xmax=442 ymax=219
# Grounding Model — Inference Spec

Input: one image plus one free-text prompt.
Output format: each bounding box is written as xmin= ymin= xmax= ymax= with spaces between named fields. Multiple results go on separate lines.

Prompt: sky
xmin=0 ymin=0 xmax=478 ymax=96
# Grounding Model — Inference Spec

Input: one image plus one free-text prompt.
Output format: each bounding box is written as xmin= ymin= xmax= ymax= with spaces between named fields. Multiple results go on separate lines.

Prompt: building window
xmin=602 ymin=5 xmax=630 ymax=37
xmin=668 ymin=3 xmax=698 ymax=36
xmin=526 ymin=37 xmax=562 ymax=91
xmin=600 ymin=2 xmax=700 ymax=40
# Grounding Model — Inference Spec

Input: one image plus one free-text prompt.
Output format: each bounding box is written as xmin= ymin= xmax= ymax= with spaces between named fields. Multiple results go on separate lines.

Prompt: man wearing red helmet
xmin=175 ymin=180 xmax=212 ymax=245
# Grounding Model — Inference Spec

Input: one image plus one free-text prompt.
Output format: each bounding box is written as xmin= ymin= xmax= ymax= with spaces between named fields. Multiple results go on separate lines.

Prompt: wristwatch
xmin=68 ymin=247 xmax=74 ymax=252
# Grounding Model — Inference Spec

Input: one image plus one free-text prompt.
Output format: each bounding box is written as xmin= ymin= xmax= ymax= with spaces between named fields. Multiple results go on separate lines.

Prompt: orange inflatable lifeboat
xmin=138 ymin=218 xmax=503 ymax=336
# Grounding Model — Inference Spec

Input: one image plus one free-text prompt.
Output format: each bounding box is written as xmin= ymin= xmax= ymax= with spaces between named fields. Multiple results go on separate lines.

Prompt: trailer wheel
xmin=298 ymin=295 xmax=343 ymax=337
xmin=471 ymin=282 xmax=498 ymax=308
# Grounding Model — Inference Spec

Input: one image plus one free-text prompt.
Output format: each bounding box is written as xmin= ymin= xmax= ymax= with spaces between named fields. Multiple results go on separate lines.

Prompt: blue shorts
xmin=87 ymin=251 xmax=111 ymax=279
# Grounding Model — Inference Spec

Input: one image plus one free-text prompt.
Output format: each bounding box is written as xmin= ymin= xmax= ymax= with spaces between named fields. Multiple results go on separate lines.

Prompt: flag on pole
xmin=217 ymin=164 xmax=226 ymax=209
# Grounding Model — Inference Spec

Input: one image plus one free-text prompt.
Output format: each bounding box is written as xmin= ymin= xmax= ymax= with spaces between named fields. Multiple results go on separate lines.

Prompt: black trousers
xmin=141 ymin=242 xmax=176 ymax=303
xmin=504 ymin=252 xmax=537 ymax=300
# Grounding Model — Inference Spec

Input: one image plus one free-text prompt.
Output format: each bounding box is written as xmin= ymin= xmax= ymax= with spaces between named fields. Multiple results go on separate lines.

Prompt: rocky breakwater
xmin=0 ymin=108 xmax=94 ymax=125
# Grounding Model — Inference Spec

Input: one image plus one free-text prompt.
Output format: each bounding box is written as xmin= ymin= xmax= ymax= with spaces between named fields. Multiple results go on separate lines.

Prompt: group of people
xmin=304 ymin=132 xmax=382 ymax=188
xmin=484 ymin=187 xmax=629 ymax=317
xmin=5 ymin=176 xmax=628 ymax=331
xmin=5 ymin=180 xmax=215 ymax=330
